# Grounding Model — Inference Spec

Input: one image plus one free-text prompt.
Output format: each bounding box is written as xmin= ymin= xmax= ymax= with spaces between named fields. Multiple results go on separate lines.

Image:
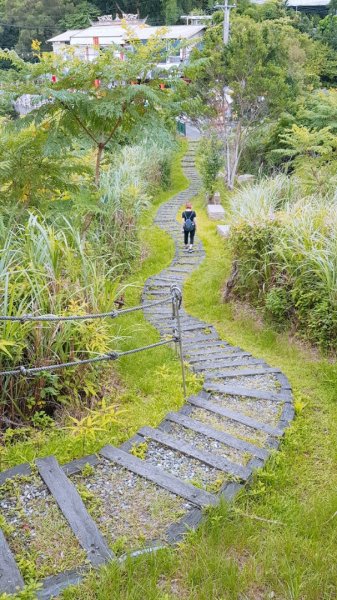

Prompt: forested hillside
xmin=0 ymin=0 xmax=212 ymax=55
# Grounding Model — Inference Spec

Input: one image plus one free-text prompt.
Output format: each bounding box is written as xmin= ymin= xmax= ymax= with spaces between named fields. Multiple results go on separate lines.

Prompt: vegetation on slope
xmin=57 ymin=191 xmax=337 ymax=600
xmin=0 ymin=142 xmax=203 ymax=471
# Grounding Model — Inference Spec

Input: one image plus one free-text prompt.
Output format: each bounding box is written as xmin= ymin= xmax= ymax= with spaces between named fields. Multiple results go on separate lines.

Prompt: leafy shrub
xmin=198 ymin=134 xmax=224 ymax=200
xmin=98 ymin=135 xmax=175 ymax=267
xmin=0 ymin=132 xmax=178 ymax=427
xmin=228 ymin=177 xmax=337 ymax=350
xmin=265 ymin=287 xmax=292 ymax=328
xmin=0 ymin=214 xmax=121 ymax=425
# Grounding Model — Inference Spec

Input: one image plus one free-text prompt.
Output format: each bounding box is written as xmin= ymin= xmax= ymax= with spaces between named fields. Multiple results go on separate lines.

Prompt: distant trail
xmin=0 ymin=144 xmax=294 ymax=599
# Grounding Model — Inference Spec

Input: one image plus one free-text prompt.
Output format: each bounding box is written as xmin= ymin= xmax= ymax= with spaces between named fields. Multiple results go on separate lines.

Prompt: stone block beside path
xmin=217 ymin=225 xmax=231 ymax=238
xmin=207 ymin=204 xmax=225 ymax=220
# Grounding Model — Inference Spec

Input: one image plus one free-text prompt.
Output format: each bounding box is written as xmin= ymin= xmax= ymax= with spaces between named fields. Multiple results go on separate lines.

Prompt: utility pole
xmin=214 ymin=2 xmax=236 ymax=188
xmin=214 ymin=1 xmax=236 ymax=45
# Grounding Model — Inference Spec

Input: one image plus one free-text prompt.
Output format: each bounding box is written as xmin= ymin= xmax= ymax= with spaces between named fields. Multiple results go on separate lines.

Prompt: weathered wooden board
xmin=186 ymin=344 xmax=241 ymax=357
xmin=192 ymin=358 xmax=265 ymax=372
xmin=36 ymin=456 xmax=112 ymax=567
xmin=204 ymin=367 xmax=281 ymax=379
xmin=0 ymin=463 xmax=32 ymax=486
xmin=138 ymin=426 xmax=250 ymax=480
xmin=188 ymin=352 xmax=250 ymax=364
xmin=165 ymin=411 xmax=269 ymax=459
xmin=0 ymin=529 xmax=24 ymax=594
xmin=188 ymin=396 xmax=284 ymax=436
xmin=204 ymin=383 xmax=289 ymax=403
xmin=38 ymin=568 xmax=85 ymax=600
xmin=63 ymin=454 xmax=100 ymax=477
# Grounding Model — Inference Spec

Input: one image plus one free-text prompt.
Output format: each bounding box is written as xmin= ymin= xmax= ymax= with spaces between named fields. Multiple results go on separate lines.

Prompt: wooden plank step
xmin=186 ymin=344 xmax=240 ymax=357
xmin=204 ymin=367 xmax=281 ymax=379
xmin=100 ymin=445 xmax=217 ymax=508
xmin=182 ymin=332 xmax=219 ymax=344
xmin=188 ymin=352 xmax=250 ymax=364
xmin=63 ymin=454 xmax=100 ymax=477
xmin=0 ymin=463 xmax=31 ymax=486
xmin=37 ymin=568 xmax=84 ymax=600
xmin=138 ymin=426 xmax=250 ymax=480
xmin=192 ymin=359 xmax=265 ymax=372
xmin=147 ymin=276 xmax=183 ymax=283
xmin=165 ymin=412 xmax=269 ymax=459
xmin=205 ymin=383 xmax=290 ymax=403
xmin=36 ymin=456 xmax=112 ymax=567
xmin=167 ymin=268 xmax=194 ymax=274
xmin=188 ymin=396 xmax=284 ymax=437
xmin=0 ymin=529 xmax=24 ymax=594
xmin=160 ymin=323 xmax=214 ymax=334
xmin=143 ymin=290 xmax=171 ymax=296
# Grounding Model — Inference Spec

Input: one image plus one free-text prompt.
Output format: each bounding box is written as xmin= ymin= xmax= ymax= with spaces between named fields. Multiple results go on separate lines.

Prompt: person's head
xmin=186 ymin=202 xmax=192 ymax=209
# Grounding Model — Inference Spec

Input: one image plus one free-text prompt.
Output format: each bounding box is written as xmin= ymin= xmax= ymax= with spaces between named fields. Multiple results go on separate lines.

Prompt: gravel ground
xmin=144 ymin=441 xmax=228 ymax=489
xmin=0 ymin=474 xmax=86 ymax=580
xmin=209 ymin=394 xmax=282 ymax=427
xmin=190 ymin=407 xmax=267 ymax=447
xmin=209 ymin=374 xmax=280 ymax=391
xmin=168 ymin=423 xmax=250 ymax=465
xmin=71 ymin=458 xmax=192 ymax=552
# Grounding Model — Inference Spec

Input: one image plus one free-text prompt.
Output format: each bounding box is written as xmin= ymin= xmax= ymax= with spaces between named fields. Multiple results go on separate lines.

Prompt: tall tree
xmin=1 ymin=0 xmax=83 ymax=53
xmin=165 ymin=0 xmax=179 ymax=24
xmin=0 ymin=33 xmax=175 ymax=187
xmin=187 ymin=14 xmax=325 ymax=187
xmin=62 ymin=2 xmax=101 ymax=29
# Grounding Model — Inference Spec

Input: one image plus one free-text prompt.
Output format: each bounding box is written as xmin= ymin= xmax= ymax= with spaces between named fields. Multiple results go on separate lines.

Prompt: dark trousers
xmin=184 ymin=229 xmax=195 ymax=245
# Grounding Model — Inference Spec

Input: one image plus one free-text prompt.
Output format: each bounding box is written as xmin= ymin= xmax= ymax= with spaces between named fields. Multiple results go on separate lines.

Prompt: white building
xmin=180 ymin=15 xmax=213 ymax=25
xmin=48 ymin=14 xmax=206 ymax=66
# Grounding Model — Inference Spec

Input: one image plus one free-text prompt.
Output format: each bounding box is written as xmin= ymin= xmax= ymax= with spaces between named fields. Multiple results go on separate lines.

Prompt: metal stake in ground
xmin=171 ymin=285 xmax=187 ymax=400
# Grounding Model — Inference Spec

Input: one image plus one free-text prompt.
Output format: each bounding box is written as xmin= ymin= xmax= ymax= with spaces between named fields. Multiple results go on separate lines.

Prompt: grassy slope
xmin=1 ymin=141 xmax=199 ymax=470
xmin=63 ymin=191 xmax=337 ymax=599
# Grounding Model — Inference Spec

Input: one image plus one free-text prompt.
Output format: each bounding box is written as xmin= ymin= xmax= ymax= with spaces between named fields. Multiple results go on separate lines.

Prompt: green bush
xmin=228 ymin=178 xmax=337 ymax=351
xmin=0 ymin=133 xmax=178 ymax=426
xmin=198 ymin=134 xmax=224 ymax=200
xmin=265 ymin=287 xmax=292 ymax=328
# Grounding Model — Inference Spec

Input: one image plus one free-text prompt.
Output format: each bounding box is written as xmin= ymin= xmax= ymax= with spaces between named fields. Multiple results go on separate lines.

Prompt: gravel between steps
xmin=168 ymin=423 xmax=250 ymax=465
xmin=144 ymin=440 xmax=228 ymax=490
xmin=209 ymin=394 xmax=282 ymax=427
xmin=71 ymin=458 xmax=193 ymax=552
xmin=208 ymin=374 xmax=280 ymax=392
xmin=0 ymin=474 xmax=86 ymax=579
xmin=190 ymin=407 xmax=268 ymax=447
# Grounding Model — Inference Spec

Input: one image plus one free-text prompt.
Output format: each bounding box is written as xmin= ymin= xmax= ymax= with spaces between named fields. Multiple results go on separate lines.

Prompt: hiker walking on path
xmin=182 ymin=202 xmax=196 ymax=253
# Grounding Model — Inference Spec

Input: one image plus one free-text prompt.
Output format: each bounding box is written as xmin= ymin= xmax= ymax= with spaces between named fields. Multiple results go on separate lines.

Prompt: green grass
xmin=60 ymin=190 xmax=337 ymax=599
xmin=0 ymin=140 xmax=198 ymax=471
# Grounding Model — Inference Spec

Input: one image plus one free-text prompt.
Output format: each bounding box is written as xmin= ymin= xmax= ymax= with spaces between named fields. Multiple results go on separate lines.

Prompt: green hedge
xmin=230 ymin=221 xmax=337 ymax=351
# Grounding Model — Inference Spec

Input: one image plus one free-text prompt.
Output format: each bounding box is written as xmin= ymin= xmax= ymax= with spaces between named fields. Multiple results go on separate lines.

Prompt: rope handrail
xmin=0 ymin=285 xmax=185 ymax=394
xmin=0 ymin=285 xmax=185 ymax=386
xmin=0 ymin=296 xmax=173 ymax=324
xmin=0 ymin=337 xmax=177 ymax=378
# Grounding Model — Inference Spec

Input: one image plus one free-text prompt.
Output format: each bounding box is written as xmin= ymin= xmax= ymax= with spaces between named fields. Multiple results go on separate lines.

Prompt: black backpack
xmin=184 ymin=211 xmax=195 ymax=232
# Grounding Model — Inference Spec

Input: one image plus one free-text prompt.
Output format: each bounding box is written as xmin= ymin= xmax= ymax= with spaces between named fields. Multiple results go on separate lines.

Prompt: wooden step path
xmin=0 ymin=143 xmax=294 ymax=599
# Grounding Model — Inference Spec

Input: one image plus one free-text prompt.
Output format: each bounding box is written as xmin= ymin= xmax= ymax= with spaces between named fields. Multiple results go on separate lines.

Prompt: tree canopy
xmin=0 ymin=33 xmax=177 ymax=205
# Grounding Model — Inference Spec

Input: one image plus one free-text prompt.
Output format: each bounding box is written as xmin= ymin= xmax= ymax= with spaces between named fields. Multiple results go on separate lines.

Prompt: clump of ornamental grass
xmin=228 ymin=177 xmax=337 ymax=350
xmin=0 ymin=214 xmax=121 ymax=425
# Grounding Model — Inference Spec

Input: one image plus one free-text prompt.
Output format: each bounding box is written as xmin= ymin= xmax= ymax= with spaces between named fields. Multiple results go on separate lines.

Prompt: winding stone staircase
xmin=0 ymin=143 xmax=294 ymax=599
